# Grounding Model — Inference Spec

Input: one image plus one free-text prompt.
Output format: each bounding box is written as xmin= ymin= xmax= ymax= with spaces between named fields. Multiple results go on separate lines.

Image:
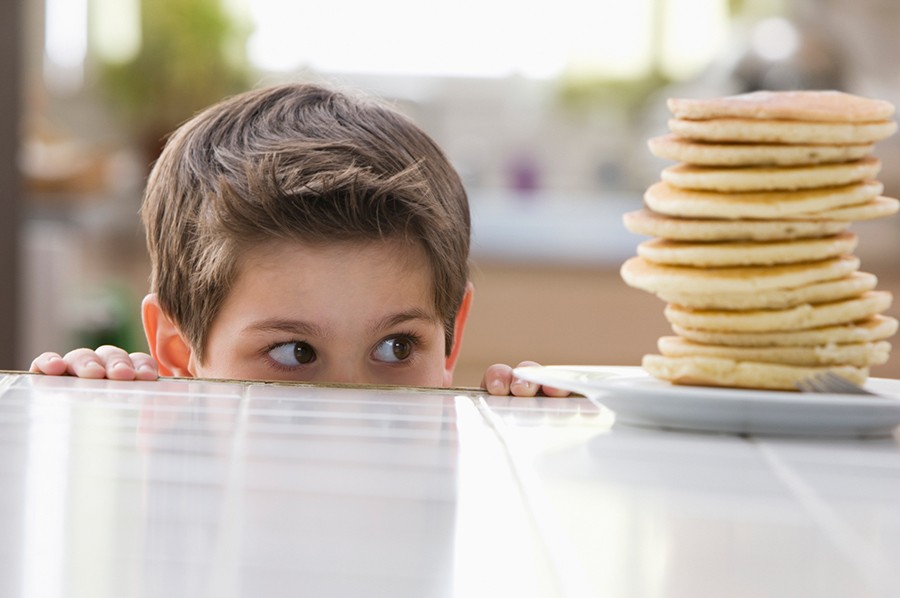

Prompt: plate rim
xmin=513 ymin=364 xmax=900 ymax=436
xmin=514 ymin=364 xmax=900 ymax=404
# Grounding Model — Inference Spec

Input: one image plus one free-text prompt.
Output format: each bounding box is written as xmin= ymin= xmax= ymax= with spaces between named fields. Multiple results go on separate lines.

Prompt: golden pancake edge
xmin=667 ymin=90 xmax=896 ymax=123
xmin=642 ymin=354 xmax=868 ymax=391
xmin=664 ymin=290 xmax=892 ymax=333
xmin=661 ymin=157 xmax=881 ymax=192
xmin=672 ymin=315 xmax=899 ymax=347
xmin=648 ymin=134 xmax=875 ymax=167
xmin=637 ymin=232 xmax=857 ymax=267
xmin=623 ymin=208 xmax=852 ymax=241
xmin=621 ymin=255 xmax=860 ymax=295
xmin=644 ymin=180 xmax=883 ymax=219
xmin=657 ymin=336 xmax=890 ymax=368
xmin=656 ymin=272 xmax=877 ymax=310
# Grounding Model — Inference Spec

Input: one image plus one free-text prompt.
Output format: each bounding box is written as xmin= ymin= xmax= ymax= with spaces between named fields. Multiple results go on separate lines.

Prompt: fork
xmin=795 ymin=371 xmax=879 ymax=396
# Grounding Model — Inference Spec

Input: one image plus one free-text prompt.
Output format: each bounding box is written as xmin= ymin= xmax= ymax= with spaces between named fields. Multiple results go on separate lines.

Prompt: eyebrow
xmin=242 ymin=309 xmax=438 ymax=338
xmin=371 ymin=308 xmax=440 ymax=332
xmin=241 ymin=319 xmax=329 ymax=338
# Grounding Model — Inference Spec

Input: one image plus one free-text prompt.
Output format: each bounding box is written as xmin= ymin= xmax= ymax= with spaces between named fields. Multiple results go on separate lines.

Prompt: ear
xmin=141 ymin=293 xmax=195 ymax=377
xmin=443 ymin=282 xmax=474 ymax=386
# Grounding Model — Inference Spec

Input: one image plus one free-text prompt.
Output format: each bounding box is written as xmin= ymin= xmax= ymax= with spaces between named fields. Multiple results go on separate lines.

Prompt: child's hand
xmin=481 ymin=361 xmax=570 ymax=397
xmin=29 ymin=346 xmax=159 ymax=381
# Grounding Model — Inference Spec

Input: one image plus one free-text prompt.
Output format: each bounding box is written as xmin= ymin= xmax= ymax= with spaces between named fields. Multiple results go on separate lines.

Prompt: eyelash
xmin=262 ymin=331 xmax=425 ymax=372
xmin=262 ymin=340 xmax=313 ymax=373
xmin=381 ymin=331 xmax=424 ymax=363
xmin=373 ymin=330 xmax=425 ymax=366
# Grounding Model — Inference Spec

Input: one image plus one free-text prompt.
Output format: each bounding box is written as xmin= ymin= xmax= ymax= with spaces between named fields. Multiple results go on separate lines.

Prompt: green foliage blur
xmin=99 ymin=0 xmax=252 ymax=156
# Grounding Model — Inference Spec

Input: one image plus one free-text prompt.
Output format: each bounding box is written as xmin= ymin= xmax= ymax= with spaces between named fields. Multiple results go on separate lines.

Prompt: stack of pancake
xmin=621 ymin=90 xmax=900 ymax=390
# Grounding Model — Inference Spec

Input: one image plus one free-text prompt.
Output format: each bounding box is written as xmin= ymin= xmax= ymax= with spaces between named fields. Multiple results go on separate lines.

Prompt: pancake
xmin=647 ymin=134 xmax=875 ymax=166
xmin=644 ymin=180 xmax=883 ymax=219
xmin=657 ymin=336 xmax=890 ymax=368
xmin=668 ymin=118 xmax=897 ymax=144
xmin=636 ymin=232 xmax=857 ymax=267
xmin=622 ymin=209 xmax=851 ymax=241
xmin=657 ymin=272 xmax=878 ymax=310
xmin=672 ymin=315 xmax=899 ymax=347
xmin=642 ymin=353 xmax=868 ymax=390
xmin=621 ymin=255 xmax=860 ymax=295
xmin=660 ymin=156 xmax=880 ymax=192
xmin=629 ymin=90 xmax=898 ymax=391
xmin=664 ymin=290 xmax=892 ymax=332
xmin=667 ymin=90 xmax=896 ymax=122
xmin=784 ymin=196 xmax=900 ymax=221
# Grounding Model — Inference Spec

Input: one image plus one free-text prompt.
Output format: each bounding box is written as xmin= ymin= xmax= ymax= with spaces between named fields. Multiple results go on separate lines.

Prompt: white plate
xmin=513 ymin=365 xmax=900 ymax=437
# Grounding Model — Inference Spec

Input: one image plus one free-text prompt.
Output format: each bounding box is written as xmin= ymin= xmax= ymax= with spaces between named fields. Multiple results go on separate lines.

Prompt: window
xmin=243 ymin=0 xmax=729 ymax=80
xmin=45 ymin=0 xmax=731 ymax=89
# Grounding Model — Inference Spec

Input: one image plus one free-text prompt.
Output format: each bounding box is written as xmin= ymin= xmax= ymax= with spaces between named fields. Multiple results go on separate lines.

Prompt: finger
xmin=482 ymin=363 xmax=513 ymax=395
xmin=128 ymin=352 xmax=159 ymax=381
xmin=94 ymin=345 xmax=142 ymax=380
xmin=509 ymin=361 xmax=569 ymax=397
xmin=541 ymin=385 xmax=571 ymax=398
xmin=29 ymin=352 xmax=68 ymax=376
xmin=509 ymin=376 xmax=540 ymax=397
xmin=60 ymin=348 xmax=109 ymax=379
xmin=510 ymin=360 xmax=546 ymax=397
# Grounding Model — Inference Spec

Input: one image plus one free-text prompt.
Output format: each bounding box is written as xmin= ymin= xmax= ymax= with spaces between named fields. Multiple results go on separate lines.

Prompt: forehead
xmin=230 ymin=237 xmax=436 ymax=308
xmin=242 ymin=237 xmax=431 ymax=276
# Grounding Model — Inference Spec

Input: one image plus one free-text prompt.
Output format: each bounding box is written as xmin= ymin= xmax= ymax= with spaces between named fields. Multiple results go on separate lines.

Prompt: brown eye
xmin=268 ymin=342 xmax=317 ymax=367
xmin=391 ymin=338 xmax=412 ymax=360
xmin=293 ymin=342 xmax=316 ymax=364
xmin=373 ymin=336 xmax=415 ymax=363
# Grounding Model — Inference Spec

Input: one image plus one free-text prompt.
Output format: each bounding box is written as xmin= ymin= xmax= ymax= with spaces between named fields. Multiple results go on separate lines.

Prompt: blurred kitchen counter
xmin=469 ymin=190 xmax=642 ymax=267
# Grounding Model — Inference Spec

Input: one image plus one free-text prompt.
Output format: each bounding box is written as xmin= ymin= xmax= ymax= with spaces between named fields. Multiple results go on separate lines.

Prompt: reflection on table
xmin=1 ymin=373 xmax=898 ymax=598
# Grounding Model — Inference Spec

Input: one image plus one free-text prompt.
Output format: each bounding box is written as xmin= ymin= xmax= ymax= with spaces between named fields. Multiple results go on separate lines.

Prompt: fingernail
xmin=512 ymin=379 xmax=534 ymax=392
xmin=112 ymin=362 xmax=130 ymax=371
xmin=84 ymin=361 xmax=105 ymax=373
xmin=137 ymin=364 xmax=154 ymax=373
xmin=489 ymin=379 xmax=505 ymax=393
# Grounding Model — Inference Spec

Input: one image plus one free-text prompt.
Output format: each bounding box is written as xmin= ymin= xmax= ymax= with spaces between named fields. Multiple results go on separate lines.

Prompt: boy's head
xmin=140 ymin=82 xmax=471 ymax=376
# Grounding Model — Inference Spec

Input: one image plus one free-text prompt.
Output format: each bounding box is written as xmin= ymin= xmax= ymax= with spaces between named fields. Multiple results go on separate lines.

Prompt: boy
xmin=30 ymin=82 xmax=563 ymax=397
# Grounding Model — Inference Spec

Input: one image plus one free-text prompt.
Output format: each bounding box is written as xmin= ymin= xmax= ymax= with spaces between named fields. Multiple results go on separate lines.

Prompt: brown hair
xmin=141 ymin=82 xmax=470 ymax=361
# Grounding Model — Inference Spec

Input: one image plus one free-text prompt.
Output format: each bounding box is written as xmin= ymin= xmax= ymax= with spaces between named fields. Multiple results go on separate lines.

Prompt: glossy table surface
xmin=1 ymin=372 xmax=899 ymax=598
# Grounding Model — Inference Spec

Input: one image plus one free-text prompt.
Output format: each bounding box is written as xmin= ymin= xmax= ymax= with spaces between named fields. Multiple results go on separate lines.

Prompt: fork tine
xmin=795 ymin=371 xmax=877 ymax=396
xmin=795 ymin=374 xmax=826 ymax=393
xmin=823 ymin=372 xmax=872 ymax=395
xmin=818 ymin=372 xmax=854 ymax=394
xmin=795 ymin=378 xmax=817 ymax=393
xmin=806 ymin=375 xmax=834 ymax=394
xmin=818 ymin=372 xmax=849 ymax=393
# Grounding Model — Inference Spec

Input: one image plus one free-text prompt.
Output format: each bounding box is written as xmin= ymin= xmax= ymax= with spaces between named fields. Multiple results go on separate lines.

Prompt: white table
xmin=1 ymin=372 xmax=898 ymax=597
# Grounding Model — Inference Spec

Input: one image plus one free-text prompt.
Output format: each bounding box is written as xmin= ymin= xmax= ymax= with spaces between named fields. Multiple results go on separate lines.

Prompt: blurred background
xmin=2 ymin=0 xmax=900 ymax=384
